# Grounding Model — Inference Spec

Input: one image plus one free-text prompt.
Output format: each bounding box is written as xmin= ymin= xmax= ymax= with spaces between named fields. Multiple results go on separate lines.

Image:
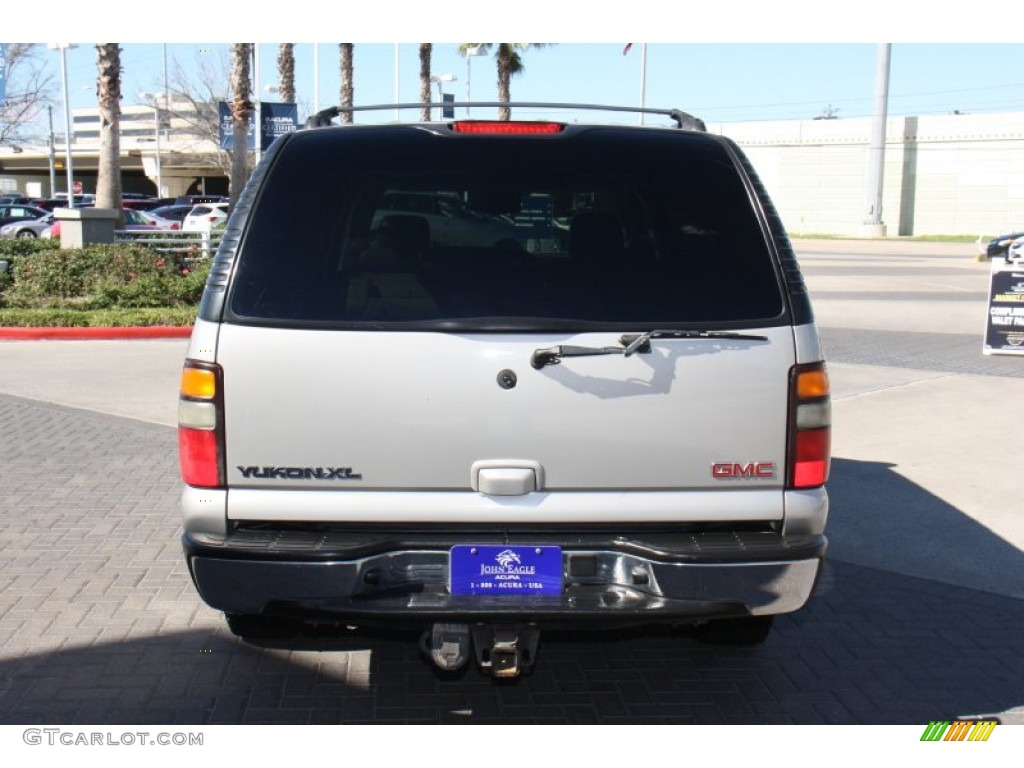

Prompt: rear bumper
xmin=185 ymin=527 xmax=826 ymax=626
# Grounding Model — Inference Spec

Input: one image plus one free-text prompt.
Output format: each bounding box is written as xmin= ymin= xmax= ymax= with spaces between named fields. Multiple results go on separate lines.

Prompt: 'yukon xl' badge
xmin=238 ymin=466 xmax=363 ymax=480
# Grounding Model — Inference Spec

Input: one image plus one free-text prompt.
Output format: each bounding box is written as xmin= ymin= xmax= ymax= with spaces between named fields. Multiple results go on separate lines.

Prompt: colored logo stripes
xmin=920 ymin=720 xmax=998 ymax=742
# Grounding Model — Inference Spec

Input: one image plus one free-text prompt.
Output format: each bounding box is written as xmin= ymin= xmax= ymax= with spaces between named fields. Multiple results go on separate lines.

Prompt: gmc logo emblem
xmin=711 ymin=462 xmax=776 ymax=479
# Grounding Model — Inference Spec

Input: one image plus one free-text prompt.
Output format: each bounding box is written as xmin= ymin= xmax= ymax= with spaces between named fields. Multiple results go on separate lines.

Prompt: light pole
xmin=47 ymin=105 xmax=56 ymax=196
xmin=429 ymin=73 xmax=457 ymax=113
xmin=464 ymin=45 xmax=486 ymax=118
xmin=139 ymin=92 xmax=164 ymax=198
xmin=47 ymin=43 xmax=77 ymax=207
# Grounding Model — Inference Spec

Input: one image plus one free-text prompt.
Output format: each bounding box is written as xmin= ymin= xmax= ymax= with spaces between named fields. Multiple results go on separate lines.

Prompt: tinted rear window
xmin=229 ymin=127 xmax=784 ymax=328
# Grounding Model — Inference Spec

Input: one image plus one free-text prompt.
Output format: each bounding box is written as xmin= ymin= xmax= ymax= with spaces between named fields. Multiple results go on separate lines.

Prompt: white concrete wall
xmin=715 ymin=112 xmax=1024 ymax=237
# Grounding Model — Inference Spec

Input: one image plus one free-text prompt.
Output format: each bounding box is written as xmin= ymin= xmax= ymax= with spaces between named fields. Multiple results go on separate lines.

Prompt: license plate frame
xmin=449 ymin=545 xmax=563 ymax=596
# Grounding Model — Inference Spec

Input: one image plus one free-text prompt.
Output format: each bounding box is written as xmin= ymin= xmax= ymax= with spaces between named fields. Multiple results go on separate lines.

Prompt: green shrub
xmin=0 ymin=307 xmax=198 ymax=327
xmin=0 ymin=238 xmax=60 ymax=258
xmin=3 ymin=244 xmax=210 ymax=310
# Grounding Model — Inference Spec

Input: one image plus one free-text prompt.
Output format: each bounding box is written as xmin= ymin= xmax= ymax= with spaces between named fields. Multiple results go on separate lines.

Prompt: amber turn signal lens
xmin=796 ymin=368 xmax=830 ymax=400
xmin=180 ymin=367 xmax=217 ymax=399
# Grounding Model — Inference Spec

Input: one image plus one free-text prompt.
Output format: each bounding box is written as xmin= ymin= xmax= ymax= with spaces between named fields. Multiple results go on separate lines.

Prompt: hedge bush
xmin=0 ymin=241 xmax=209 ymax=325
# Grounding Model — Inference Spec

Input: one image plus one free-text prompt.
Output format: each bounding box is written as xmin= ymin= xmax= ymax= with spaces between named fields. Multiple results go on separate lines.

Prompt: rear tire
xmin=691 ymin=615 xmax=774 ymax=646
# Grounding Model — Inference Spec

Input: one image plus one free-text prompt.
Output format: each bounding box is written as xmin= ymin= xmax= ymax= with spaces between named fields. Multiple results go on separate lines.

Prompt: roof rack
xmin=304 ymin=102 xmax=706 ymax=132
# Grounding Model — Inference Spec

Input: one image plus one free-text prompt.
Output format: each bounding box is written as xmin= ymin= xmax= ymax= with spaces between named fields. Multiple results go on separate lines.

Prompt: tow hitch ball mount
xmin=422 ymin=623 xmax=541 ymax=678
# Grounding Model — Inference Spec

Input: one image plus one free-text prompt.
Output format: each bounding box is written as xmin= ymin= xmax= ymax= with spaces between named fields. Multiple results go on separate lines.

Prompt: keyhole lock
xmin=497 ymin=369 xmax=518 ymax=390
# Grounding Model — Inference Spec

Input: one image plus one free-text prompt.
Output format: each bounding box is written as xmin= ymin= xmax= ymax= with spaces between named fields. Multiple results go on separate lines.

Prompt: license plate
xmin=449 ymin=545 xmax=563 ymax=596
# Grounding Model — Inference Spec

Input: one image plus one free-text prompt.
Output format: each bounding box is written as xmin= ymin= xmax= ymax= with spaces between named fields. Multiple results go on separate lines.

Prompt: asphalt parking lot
xmin=0 ymin=239 xmax=1021 ymax=724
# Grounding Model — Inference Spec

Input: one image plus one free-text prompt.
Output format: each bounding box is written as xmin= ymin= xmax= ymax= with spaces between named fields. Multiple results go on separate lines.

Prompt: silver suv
xmin=178 ymin=104 xmax=830 ymax=677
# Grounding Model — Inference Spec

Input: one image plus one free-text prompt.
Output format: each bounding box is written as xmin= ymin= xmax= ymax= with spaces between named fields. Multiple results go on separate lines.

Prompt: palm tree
xmin=95 ymin=43 xmax=122 ymax=222
xmin=418 ymin=44 xmax=432 ymax=122
xmin=229 ymin=43 xmax=253 ymax=204
xmin=339 ymin=44 xmax=353 ymax=124
xmin=458 ymin=43 xmax=547 ymax=121
xmin=277 ymin=44 xmax=295 ymax=104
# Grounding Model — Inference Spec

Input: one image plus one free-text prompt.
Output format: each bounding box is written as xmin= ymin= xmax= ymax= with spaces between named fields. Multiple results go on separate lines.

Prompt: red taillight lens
xmin=791 ymin=428 xmax=831 ymax=488
xmin=179 ymin=428 xmax=221 ymax=487
xmin=453 ymin=121 xmax=564 ymax=135
xmin=787 ymin=363 xmax=831 ymax=489
xmin=178 ymin=361 xmax=225 ymax=488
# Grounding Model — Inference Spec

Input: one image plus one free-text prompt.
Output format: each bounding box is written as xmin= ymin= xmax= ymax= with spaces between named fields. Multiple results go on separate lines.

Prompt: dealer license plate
xmin=449 ymin=545 xmax=563 ymax=596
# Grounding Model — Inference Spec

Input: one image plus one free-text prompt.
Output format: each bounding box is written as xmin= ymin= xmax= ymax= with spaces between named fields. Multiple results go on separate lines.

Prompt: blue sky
xmin=7 ymin=3 xmax=1024 ymax=131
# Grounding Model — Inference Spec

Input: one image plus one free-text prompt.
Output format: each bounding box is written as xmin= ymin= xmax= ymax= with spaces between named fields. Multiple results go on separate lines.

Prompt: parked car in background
xmin=982 ymin=231 xmax=1024 ymax=260
xmin=0 ymin=195 xmax=31 ymax=205
xmin=33 ymin=197 xmax=95 ymax=212
xmin=0 ymin=205 xmax=50 ymax=228
xmin=182 ymin=202 xmax=229 ymax=232
xmin=0 ymin=213 xmax=55 ymax=239
xmin=130 ymin=209 xmax=180 ymax=230
xmin=43 ymin=208 xmax=179 ymax=239
xmin=175 ymin=194 xmax=227 ymax=206
xmin=148 ymin=204 xmax=194 ymax=225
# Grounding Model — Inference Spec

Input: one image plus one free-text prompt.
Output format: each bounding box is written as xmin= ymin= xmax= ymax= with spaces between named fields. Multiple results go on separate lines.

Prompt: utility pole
xmin=47 ymin=105 xmax=56 ymax=196
xmin=863 ymin=44 xmax=891 ymax=236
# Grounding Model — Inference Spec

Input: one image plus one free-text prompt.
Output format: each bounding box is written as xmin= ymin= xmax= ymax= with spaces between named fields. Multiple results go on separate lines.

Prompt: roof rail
xmin=304 ymin=102 xmax=706 ymax=132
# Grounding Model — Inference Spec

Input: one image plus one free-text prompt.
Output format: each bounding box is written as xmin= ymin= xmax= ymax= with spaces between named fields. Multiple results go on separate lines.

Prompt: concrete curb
xmin=0 ymin=326 xmax=192 ymax=341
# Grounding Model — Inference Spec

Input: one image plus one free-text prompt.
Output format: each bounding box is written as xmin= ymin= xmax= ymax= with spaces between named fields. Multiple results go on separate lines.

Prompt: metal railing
xmin=114 ymin=229 xmax=222 ymax=258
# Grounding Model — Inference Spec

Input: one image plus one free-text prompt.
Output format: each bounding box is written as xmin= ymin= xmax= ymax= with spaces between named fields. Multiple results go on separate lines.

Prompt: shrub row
xmin=0 ymin=240 xmax=209 ymax=325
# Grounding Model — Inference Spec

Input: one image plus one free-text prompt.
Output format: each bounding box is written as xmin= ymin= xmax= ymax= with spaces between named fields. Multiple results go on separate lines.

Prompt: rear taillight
xmin=178 ymin=360 xmax=225 ymax=488
xmin=787 ymin=363 xmax=831 ymax=489
xmin=452 ymin=121 xmax=564 ymax=134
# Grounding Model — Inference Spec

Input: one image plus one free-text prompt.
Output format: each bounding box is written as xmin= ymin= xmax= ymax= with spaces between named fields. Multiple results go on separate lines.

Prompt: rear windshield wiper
xmin=530 ymin=329 xmax=769 ymax=369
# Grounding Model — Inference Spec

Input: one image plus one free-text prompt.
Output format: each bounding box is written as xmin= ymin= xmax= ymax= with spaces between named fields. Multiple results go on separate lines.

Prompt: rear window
xmin=228 ymin=127 xmax=784 ymax=329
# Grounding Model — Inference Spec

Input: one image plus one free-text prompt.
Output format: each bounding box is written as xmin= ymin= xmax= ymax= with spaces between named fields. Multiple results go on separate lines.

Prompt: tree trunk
xmin=419 ymin=44 xmax=432 ymax=122
xmin=230 ymin=43 xmax=253 ymax=205
xmin=339 ymin=44 xmax=354 ymax=124
xmin=95 ymin=43 xmax=123 ymax=222
xmin=277 ymin=44 xmax=295 ymax=104
xmin=497 ymin=44 xmax=512 ymax=121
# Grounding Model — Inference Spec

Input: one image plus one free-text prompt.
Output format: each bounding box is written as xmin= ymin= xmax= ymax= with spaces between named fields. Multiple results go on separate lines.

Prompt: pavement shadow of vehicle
xmin=825 ymin=457 xmax=1024 ymax=598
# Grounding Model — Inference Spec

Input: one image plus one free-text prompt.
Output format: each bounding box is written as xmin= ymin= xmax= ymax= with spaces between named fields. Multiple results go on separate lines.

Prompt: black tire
xmin=225 ymin=613 xmax=298 ymax=640
xmin=16 ymin=229 xmax=36 ymax=239
xmin=691 ymin=615 xmax=774 ymax=646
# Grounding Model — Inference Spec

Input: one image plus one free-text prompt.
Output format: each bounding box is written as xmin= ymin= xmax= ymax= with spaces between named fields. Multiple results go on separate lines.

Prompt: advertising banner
xmin=260 ymin=102 xmax=298 ymax=149
xmin=983 ymin=259 xmax=1024 ymax=355
xmin=219 ymin=101 xmax=298 ymax=151
xmin=219 ymin=100 xmax=253 ymax=151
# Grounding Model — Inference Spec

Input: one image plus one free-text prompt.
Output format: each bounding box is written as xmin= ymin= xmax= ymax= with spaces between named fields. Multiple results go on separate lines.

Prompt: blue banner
xmin=219 ymin=101 xmax=298 ymax=151
xmin=260 ymin=102 xmax=298 ymax=149
xmin=0 ymin=44 xmax=8 ymax=106
xmin=218 ymin=100 xmax=254 ymax=151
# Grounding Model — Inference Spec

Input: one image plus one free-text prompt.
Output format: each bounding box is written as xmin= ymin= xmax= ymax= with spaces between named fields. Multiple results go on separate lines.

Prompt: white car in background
xmin=182 ymin=202 xmax=229 ymax=232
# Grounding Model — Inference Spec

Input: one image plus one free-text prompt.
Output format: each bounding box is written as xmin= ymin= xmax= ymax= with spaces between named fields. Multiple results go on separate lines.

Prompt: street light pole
xmin=464 ymin=46 xmax=485 ymax=118
xmin=47 ymin=105 xmax=56 ymax=196
xmin=140 ymin=93 xmax=164 ymax=197
xmin=48 ymin=43 xmax=77 ymax=207
xmin=429 ymin=73 xmax=457 ymax=113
